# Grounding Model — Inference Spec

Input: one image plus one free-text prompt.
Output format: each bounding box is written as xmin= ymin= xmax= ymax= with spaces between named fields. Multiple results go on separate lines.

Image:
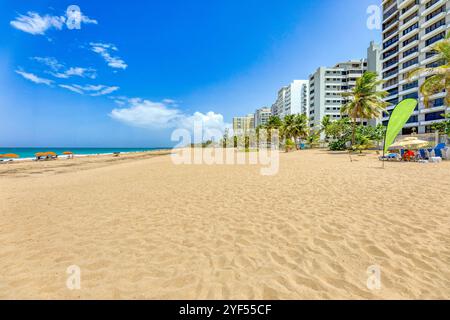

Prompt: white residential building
xmin=271 ymin=80 xmax=309 ymax=119
xmin=232 ymin=114 xmax=255 ymax=135
xmin=254 ymin=107 xmax=272 ymax=127
xmin=308 ymin=59 xmax=368 ymax=129
xmin=381 ymin=0 xmax=449 ymax=134
xmin=308 ymin=42 xmax=382 ymax=129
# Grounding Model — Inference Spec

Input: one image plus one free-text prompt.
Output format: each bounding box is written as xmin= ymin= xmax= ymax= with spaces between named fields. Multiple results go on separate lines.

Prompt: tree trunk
xmin=351 ymin=120 xmax=356 ymax=146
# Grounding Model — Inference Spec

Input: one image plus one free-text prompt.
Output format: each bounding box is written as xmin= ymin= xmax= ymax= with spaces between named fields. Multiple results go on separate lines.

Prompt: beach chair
xmin=434 ymin=143 xmax=446 ymax=158
xmin=419 ymin=149 xmax=427 ymax=160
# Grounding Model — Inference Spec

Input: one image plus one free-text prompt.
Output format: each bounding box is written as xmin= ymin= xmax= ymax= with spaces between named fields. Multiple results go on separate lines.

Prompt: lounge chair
xmin=419 ymin=149 xmax=427 ymax=160
xmin=434 ymin=143 xmax=446 ymax=158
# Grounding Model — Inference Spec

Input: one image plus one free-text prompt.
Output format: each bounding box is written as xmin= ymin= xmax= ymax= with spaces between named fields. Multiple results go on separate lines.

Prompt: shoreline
xmin=0 ymin=149 xmax=173 ymax=163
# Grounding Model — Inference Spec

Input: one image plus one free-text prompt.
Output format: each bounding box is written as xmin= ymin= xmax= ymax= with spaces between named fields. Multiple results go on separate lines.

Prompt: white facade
xmin=381 ymin=0 xmax=449 ymax=134
xmin=271 ymin=80 xmax=309 ymax=119
xmin=308 ymin=60 xmax=368 ymax=129
xmin=254 ymin=107 xmax=272 ymax=127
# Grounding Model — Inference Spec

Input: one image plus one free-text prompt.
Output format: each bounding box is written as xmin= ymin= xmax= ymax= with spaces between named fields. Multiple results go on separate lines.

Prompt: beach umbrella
xmin=63 ymin=151 xmax=74 ymax=159
xmin=2 ymin=153 xmax=19 ymax=158
xmin=45 ymin=152 xmax=57 ymax=157
xmin=390 ymin=137 xmax=429 ymax=150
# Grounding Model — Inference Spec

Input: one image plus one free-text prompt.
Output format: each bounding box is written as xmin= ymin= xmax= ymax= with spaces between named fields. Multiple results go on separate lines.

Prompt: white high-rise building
xmin=271 ymin=80 xmax=309 ymax=119
xmin=308 ymin=60 xmax=368 ymax=129
xmin=254 ymin=107 xmax=272 ymax=127
xmin=232 ymin=114 xmax=255 ymax=135
xmin=381 ymin=0 xmax=449 ymax=134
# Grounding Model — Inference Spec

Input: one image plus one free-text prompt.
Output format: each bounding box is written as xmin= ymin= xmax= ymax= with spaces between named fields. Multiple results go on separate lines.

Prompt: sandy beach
xmin=0 ymin=149 xmax=449 ymax=299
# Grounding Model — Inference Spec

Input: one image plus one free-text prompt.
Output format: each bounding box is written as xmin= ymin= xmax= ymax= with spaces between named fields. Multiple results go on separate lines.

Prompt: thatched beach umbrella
xmin=63 ymin=151 xmax=74 ymax=159
xmin=390 ymin=137 xmax=429 ymax=150
xmin=2 ymin=153 xmax=19 ymax=159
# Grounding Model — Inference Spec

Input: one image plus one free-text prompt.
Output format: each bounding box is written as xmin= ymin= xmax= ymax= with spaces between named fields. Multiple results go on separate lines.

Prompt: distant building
xmin=271 ymin=80 xmax=309 ymax=119
xmin=381 ymin=0 xmax=449 ymax=134
xmin=309 ymin=59 xmax=368 ymax=129
xmin=233 ymin=114 xmax=255 ymax=135
xmin=367 ymin=41 xmax=383 ymax=126
xmin=254 ymin=107 xmax=272 ymax=127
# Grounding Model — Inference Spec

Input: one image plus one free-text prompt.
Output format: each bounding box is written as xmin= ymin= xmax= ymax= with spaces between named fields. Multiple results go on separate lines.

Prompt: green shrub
xmin=329 ymin=140 xmax=347 ymax=151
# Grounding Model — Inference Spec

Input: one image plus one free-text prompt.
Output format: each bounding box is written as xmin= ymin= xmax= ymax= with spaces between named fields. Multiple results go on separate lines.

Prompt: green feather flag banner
xmin=384 ymin=99 xmax=418 ymax=153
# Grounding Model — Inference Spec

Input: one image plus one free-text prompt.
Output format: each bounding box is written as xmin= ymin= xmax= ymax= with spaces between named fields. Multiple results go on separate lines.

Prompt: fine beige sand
xmin=0 ymin=149 xmax=449 ymax=299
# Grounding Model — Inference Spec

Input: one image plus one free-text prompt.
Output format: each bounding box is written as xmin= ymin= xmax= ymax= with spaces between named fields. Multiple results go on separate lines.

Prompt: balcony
xmin=422 ymin=0 xmax=445 ymax=17
xmin=383 ymin=4 xmax=398 ymax=22
xmin=398 ymin=0 xmax=415 ymax=10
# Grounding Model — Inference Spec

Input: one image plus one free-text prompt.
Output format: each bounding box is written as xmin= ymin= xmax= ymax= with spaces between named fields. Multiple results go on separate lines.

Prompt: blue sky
xmin=0 ymin=0 xmax=381 ymax=147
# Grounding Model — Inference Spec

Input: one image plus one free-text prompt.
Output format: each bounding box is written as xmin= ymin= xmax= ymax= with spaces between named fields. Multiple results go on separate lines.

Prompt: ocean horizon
xmin=0 ymin=147 xmax=171 ymax=159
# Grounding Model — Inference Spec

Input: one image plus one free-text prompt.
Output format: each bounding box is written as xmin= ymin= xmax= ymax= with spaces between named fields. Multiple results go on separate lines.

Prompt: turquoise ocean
xmin=0 ymin=148 xmax=170 ymax=159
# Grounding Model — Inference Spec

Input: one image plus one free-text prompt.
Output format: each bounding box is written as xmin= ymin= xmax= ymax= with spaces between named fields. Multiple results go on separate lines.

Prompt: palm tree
xmin=281 ymin=115 xmax=296 ymax=151
xmin=264 ymin=116 xmax=283 ymax=147
xmin=321 ymin=115 xmax=332 ymax=142
xmin=408 ymin=32 xmax=449 ymax=107
xmin=293 ymin=114 xmax=309 ymax=148
xmin=341 ymin=71 xmax=389 ymax=146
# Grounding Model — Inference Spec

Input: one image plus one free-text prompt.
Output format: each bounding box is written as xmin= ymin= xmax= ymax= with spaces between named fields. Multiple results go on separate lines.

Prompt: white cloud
xmin=59 ymin=84 xmax=119 ymax=96
xmin=32 ymin=57 xmax=97 ymax=79
xmin=90 ymin=42 xmax=128 ymax=70
xmin=58 ymin=84 xmax=84 ymax=94
xmin=10 ymin=10 xmax=97 ymax=35
xmin=10 ymin=12 xmax=65 ymax=35
xmin=109 ymin=98 xmax=230 ymax=136
xmin=15 ymin=70 xmax=53 ymax=86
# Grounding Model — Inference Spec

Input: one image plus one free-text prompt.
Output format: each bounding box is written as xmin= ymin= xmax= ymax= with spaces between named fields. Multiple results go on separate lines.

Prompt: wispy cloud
xmin=10 ymin=10 xmax=97 ymax=35
xmin=110 ymin=98 xmax=230 ymax=136
xmin=32 ymin=57 xmax=97 ymax=79
xmin=59 ymin=84 xmax=119 ymax=96
xmin=90 ymin=43 xmax=128 ymax=70
xmin=10 ymin=12 xmax=65 ymax=35
xmin=15 ymin=70 xmax=53 ymax=86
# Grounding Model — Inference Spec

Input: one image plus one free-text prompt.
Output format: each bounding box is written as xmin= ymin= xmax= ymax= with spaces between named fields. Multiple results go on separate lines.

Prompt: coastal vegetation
xmin=408 ymin=31 xmax=449 ymax=107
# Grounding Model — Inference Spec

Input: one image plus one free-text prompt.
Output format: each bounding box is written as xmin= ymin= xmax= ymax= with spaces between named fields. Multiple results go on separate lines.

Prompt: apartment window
xmin=402 ymin=34 xmax=418 ymax=47
xmin=406 ymin=115 xmax=418 ymax=124
xmin=426 ymin=50 xmax=439 ymax=59
xmin=383 ymin=35 xmax=398 ymax=49
xmin=383 ymin=5 xmax=398 ymax=20
xmin=402 ymin=22 xmax=418 ymax=36
xmin=426 ymin=5 xmax=445 ymax=21
xmin=383 ymin=67 xmax=398 ymax=79
xmin=429 ymin=98 xmax=445 ymax=108
xmin=383 ymin=26 xmax=398 ymax=40
xmin=402 ymin=81 xmax=418 ymax=91
xmin=383 ymin=14 xmax=399 ymax=31
xmin=383 ymin=78 xmax=398 ymax=88
xmin=425 ymin=18 xmax=446 ymax=34
xmin=425 ymin=112 xmax=445 ymax=122
xmin=426 ymin=0 xmax=440 ymax=9
xmin=403 ymin=46 xmax=418 ymax=58
xmin=383 ymin=46 xmax=398 ymax=59
xmin=387 ymin=88 xmax=398 ymax=97
xmin=401 ymin=0 xmax=419 ymax=14
xmin=403 ymin=57 xmax=418 ymax=69
xmin=386 ymin=98 xmax=399 ymax=106
xmin=403 ymin=92 xmax=418 ymax=100
xmin=383 ymin=0 xmax=395 ymax=10
xmin=426 ymin=59 xmax=445 ymax=68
